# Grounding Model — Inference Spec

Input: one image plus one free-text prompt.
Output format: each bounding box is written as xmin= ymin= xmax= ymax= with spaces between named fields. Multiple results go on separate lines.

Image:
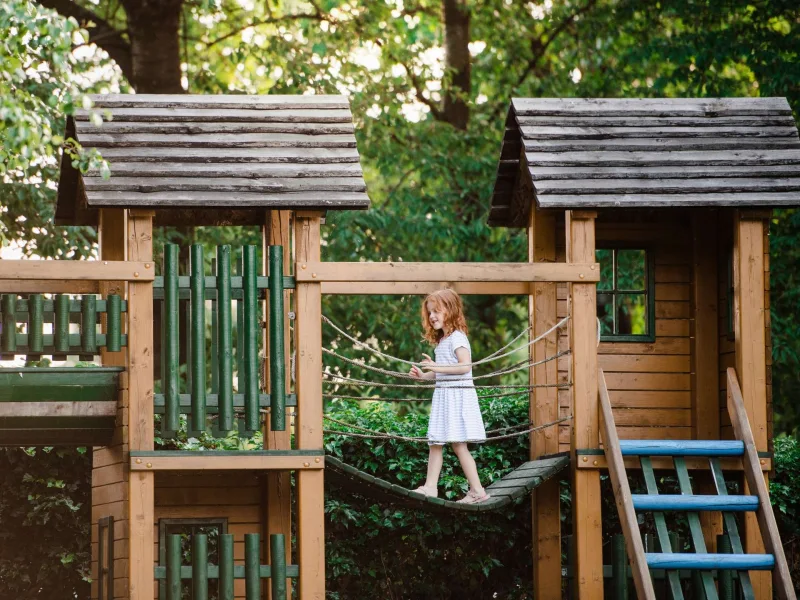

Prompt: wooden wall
xmin=152 ymin=471 xmax=267 ymax=599
xmin=555 ymin=210 xmax=694 ymax=452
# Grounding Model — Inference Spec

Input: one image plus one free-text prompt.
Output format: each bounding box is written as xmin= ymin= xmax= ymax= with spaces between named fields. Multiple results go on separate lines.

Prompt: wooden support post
xmin=529 ymin=206 xmax=561 ymax=599
xmin=263 ymin=210 xmax=293 ymax=600
xmin=93 ymin=209 xmax=128 ymax=600
xmin=690 ymin=209 xmax=722 ymax=553
xmin=294 ymin=212 xmax=325 ymax=600
xmin=127 ymin=210 xmax=155 ymax=600
xmin=733 ymin=209 xmax=770 ymax=600
xmin=566 ymin=210 xmax=603 ymax=599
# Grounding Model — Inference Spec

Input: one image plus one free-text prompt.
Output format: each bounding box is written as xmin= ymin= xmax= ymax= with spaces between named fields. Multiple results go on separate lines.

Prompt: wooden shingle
xmin=55 ymin=94 xmax=370 ymax=226
xmin=490 ymin=97 xmax=800 ymax=227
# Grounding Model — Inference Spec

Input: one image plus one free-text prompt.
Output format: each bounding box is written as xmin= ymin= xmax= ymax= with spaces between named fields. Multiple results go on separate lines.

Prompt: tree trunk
xmin=121 ymin=0 xmax=184 ymax=93
xmin=442 ymin=0 xmax=471 ymax=130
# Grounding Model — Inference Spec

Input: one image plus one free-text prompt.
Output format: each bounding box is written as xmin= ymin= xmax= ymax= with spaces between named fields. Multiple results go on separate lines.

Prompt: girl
xmin=409 ymin=289 xmax=490 ymax=504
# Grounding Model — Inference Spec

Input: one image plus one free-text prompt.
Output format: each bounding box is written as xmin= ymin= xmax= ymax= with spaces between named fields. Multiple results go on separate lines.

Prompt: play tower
xmin=0 ymin=94 xmax=796 ymax=599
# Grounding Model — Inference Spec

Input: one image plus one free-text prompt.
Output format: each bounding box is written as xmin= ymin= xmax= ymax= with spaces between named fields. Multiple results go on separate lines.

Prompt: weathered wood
xmin=727 ymin=369 xmax=797 ymax=600
xmin=84 ymin=93 xmax=350 ymax=109
xmin=297 ymin=262 xmax=599 ymax=283
xmin=0 ymin=260 xmax=152 ymax=281
xmin=92 ymin=146 xmax=362 ymax=163
xmin=80 ymin=132 xmax=357 ymax=148
xmin=512 ymin=96 xmax=792 ymax=116
xmin=83 ymin=176 xmax=367 ymax=193
xmin=532 ymin=164 xmax=800 ymax=180
xmin=89 ymin=162 xmax=364 ymax=178
xmin=516 ymin=115 xmax=798 ymax=128
xmin=524 ymin=149 xmax=800 ymax=167
xmin=80 ymin=121 xmax=355 ymax=135
xmin=535 ymin=178 xmax=800 ymax=195
xmin=87 ymin=190 xmax=370 ymax=208
xmin=0 ymin=280 xmax=99 ymax=294
xmin=520 ymin=125 xmax=798 ymax=139
xmin=537 ymin=192 xmax=800 ymax=208
xmin=75 ymin=108 xmax=353 ymax=123
xmin=598 ymin=369 xmax=656 ymax=600
xmin=319 ymin=281 xmax=531 ymax=295
xmin=130 ymin=453 xmax=324 ymax=471
xmin=525 ymin=137 xmax=799 ymax=152
xmin=0 ymin=401 xmax=116 ymax=418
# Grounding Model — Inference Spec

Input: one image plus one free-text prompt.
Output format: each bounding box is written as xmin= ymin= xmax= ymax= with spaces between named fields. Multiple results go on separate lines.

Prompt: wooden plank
xmin=536 ymin=192 xmax=800 ymax=208
xmin=84 ymin=176 xmax=367 ymax=193
xmin=76 ymin=107 xmax=354 ymax=123
xmin=0 ymin=280 xmax=99 ymax=294
xmin=611 ymin=408 xmax=690 ymax=427
xmin=130 ymin=454 xmax=324 ymax=471
xmin=533 ymin=164 xmax=800 ymax=180
xmin=295 ymin=213 xmax=325 ymax=600
xmin=319 ymin=281 xmax=530 ymax=295
xmin=87 ymin=190 xmax=370 ymax=207
xmin=80 ymin=133 xmax=357 ymax=148
xmin=598 ymin=354 xmax=690 ymax=373
xmin=297 ymin=262 xmax=599 ymax=283
xmin=91 ymin=147 xmax=361 ymax=162
xmin=89 ymin=162 xmax=364 ymax=178
xmin=598 ymin=369 xmax=656 ymax=600
xmin=513 ymin=97 xmax=792 ymax=116
xmin=525 ymin=138 xmax=799 ymax=152
xmin=524 ymin=149 xmax=800 ymax=167
xmin=609 ymin=390 xmax=691 ymax=408
xmin=80 ymin=121 xmax=355 ymax=134
xmin=0 ymin=260 xmax=152 ymax=281
xmin=599 ymin=338 xmax=690 ymax=355
xmin=727 ymin=369 xmax=796 ymax=600
xmin=516 ymin=115 xmax=798 ymax=128
xmin=84 ymin=93 xmax=350 ymax=109
xmin=126 ymin=210 xmax=154 ymax=600
xmin=0 ymin=401 xmax=116 ymax=417
xmin=536 ymin=177 xmax=800 ymax=195
xmin=576 ymin=454 xmax=771 ymax=471
xmin=603 ymin=372 xmax=691 ymax=391
xmin=520 ymin=125 xmax=798 ymax=139
xmin=656 ymin=319 xmax=690 ymax=337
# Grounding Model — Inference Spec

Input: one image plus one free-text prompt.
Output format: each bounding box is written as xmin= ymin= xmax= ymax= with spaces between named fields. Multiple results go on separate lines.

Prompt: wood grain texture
xmin=0 ymin=260 xmax=152 ymax=281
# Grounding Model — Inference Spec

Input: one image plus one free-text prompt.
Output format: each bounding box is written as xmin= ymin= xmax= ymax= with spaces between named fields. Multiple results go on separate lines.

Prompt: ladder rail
xmin=598 ymin=368 xmax=657 ymax=600
xmin=726 ymin=368 xmax=797 ymax=600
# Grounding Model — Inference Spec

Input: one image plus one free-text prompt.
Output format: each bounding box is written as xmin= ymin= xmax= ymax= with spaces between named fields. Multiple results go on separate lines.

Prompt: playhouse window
xmin=158 ymin=518 xmax=228 ymax=599
xmin=596 ymin=248 xmax=654 ymax=341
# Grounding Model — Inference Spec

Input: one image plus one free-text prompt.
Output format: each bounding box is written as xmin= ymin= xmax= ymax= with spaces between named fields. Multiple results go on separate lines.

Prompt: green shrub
xmin=771 ymin=435 xmax=800 ymax=581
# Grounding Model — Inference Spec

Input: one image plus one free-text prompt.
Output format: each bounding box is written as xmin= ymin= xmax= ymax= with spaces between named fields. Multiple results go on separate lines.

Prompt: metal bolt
xmin=288 ymin=311 xmax=296 ymax=320
xmin=593 ymin=460 xmax=598 ymax=466
xmin=134 ymin=272 xmax=139 ymax=278
xmin=103 ymin=261 xmax=108 ymax=265
xmin=145 ymin=263 xmax=151 ymax=269
xmin=146 ymin=462 xmax=152 ymax=468
xmin=311 ymin=273 xmax=317 ymax=278
xmin=579 ymin=273 xmax=585 ymax=279
xmin=315 ymin=457 xmax=321 ymax=463
xmin=301 ymin=264 xmax=307 ymax=270
xmin=760 ymin=459 xmax=766 ymax=465
xmin=590 ymin=264 xmax=596 ymax=270
xmin=582 ymin=456 xmax=588 ymax=463
xmin=303 ymin=462 xmax=310 ymax=468
xmin=135 ymin=458 xmax=142 ymax=464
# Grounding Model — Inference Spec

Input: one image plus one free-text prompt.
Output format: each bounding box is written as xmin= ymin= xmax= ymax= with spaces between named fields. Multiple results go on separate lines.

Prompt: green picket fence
xmin=565 ymin=533 xmax=743 ymax=599
xmin=0 ymin=293 xmax=126 ymax=360
xmin=154 ymin=533 xmax=294 ymax=600
xmin=153 ymin=244 xmax=292 ymax=438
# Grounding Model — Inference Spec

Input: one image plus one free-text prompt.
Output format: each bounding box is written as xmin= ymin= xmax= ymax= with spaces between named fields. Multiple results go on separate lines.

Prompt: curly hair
xmin=420 ymin=288 xmax=469 ymax=344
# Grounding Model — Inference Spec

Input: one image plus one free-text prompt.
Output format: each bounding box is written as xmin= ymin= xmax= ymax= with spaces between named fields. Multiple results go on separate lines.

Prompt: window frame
xmin=596 ymin=245 xmax=656 ymax=343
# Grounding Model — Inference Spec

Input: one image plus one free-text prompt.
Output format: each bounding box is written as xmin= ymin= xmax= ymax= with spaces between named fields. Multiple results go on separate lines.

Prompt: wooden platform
xmin=325 ymin=453 xmax=570 ymax=513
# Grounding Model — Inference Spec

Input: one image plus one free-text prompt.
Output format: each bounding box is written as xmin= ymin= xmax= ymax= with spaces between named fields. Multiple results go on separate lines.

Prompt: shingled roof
xmin=56 ymin=94 xmax=370 ymax=225
xmin=489 ymin=97 xmax=800 ymax=227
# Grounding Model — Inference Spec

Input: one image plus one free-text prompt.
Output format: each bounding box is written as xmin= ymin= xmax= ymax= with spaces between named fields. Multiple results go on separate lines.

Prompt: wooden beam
xmin=0 ymin=280 xmax=99 ymax=294
xmin=264 ymin=209 xmax=293 ymax=600
xmin=575 ymin=455 xmax=771 ymax=471
xmin=297 ymin=262 xmax=599 ymax=283
xmin=0 ymin=401 xmax=116 ymax=418
xmin=294 ymin=212 xmax=325 ymax=600
xmin=319 ymin=281 xmax=531 ymax=295
xmin=126 ymin=209 xmax=154 ymax=600
xmin=529 ymin=206 xmax=561 ymax=599
xmin=0 ymin=260 xmax=153 ymax=281
xmin=727 ymin=369 xmax=797 ymax=600
xmin=129 ymin=453 xmax=324 ymax=471
xmin=566 ymin=210 xmax=604 ymax=599
xmin=733 ymin=209 xmax=771 ymax=600
xmin=599 ymin=370 xmax=656 ymax=600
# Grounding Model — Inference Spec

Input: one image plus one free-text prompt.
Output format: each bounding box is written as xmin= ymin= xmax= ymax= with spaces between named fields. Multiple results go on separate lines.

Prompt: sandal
xmin=456 ymin=490 xmax=491 ymax=505
xmin=411 ymin=486 xmax=438 ymax=498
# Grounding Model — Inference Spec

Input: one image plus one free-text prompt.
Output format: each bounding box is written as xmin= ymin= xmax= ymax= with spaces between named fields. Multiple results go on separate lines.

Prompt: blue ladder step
xmin=646 ymin=553 xmax=774 ymax=571
xmin=619 ymin=440 xmax=744 ymax=457
xmin=632 ymin=494 xmax=759 ymax=512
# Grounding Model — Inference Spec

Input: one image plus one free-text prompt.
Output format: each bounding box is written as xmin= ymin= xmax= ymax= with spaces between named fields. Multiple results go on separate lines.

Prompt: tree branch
xmin=36 ymin=0 xmax=133 ymax=80
xmin=206 ymin=9 xmax=326 ymax=47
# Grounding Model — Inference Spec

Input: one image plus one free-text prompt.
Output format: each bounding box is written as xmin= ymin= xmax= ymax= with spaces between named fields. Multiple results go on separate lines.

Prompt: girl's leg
xmin=451 ymin=442 xmax=485 ymax=495
xmin=423 ymin=444 xmax=444 ymax=490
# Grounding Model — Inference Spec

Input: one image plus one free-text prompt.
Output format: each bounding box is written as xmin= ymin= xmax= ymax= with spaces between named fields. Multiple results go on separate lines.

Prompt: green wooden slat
xmin=268 ymin=245 xmax=286 ymax=431
xmin=245 ymin=534 xmax=260 ymax=600
xmin=9 ymin=298 xmax=127 ymax=314
xmin=153 ymin=393 xmax=297 ymax=409
xmin=106 ymin=294 xmax=122 ymax=352
xmin=242 ymin=246 xmax=259 ymax=432
xmin=190 ymin=244 xmax=207 ymax=436
xmin=717 ymin=534 xmax=735 ymax=600
xmin=2 ymin=294 xmax=17 ymax=352
xmin=673 ymin=457 xmax=719 ymax=600
xmin=28 ymin=294 xmax=44 ymax=354
xmin=640 ymin=456 xmax=684 ymax=600
xmin=193 ymin=534 xmax=208 ymax=600
xmin=153 ymin=564 xmax=301 ymax=579
xmin=217 ymin=245 xmax=234 ymax=432
xmin=54 ymin=294 xmax=70 ymax=352
xmin=270 ymin=534 xmax=287 ymax=600
xmin=164 ymin=244 xmax=180 ymax=436
xmin=153 ymin=275 xmax=295 ymax=292
xmin=80 ymin=295 xmax=97 ymax=354
xmin=166 ymin=534 xmax=182 ymax=600
xmin=709 ymin=458 xmax=756 ymax=600
xmin=219 ymin=534 xmax=234 ymax=600
xmin=5 ymin=332 xmax=127 ymax=352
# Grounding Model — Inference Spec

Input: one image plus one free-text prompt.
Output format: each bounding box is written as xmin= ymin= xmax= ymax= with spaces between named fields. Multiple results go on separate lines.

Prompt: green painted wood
xmin=166 ymin=534 xmax=182 ymax=600
xmin=3 ymin=332 xmax=127 ymax=354
xmin=164 ymin=244 xmax=180 ymax=435
xmin=2 ymin=295 xmax=17 ymax=352
xmin=325 ymin=454 xmax=569 ymax=513
xmin=106 ymin=294 xmax=122 ymax=352
xmin=245 ymin=533 xmax=260 ymax=600
xmin=612 ymin=534 xmax=629 ymax=600
xmin=718 ymin=535 xmax=734 ymax=600
xmin=54 ymin=294 xmax=70 ymax=353
xmin=9 ymin=297 xmax=126 ymax=315
xmin=640 ymin=456 xmax=684 ymax=600
xmin=219 ymin=534 xmax=234 ymax=600
xmin=192 ymin=534 xmax=208 ymax=600
xmin=270 ymin=534 xmax=287 ymax=599
xmin=243 ymin=245 xmax=259 ymax=432
xmin=153 ymin=392 xmax=297 ymax=410
xmin=153 ymin=275 xmax=295 ymax=294
xmin=673 ymin=457 xmax=719 ymax=600
xmin=0 ymin=368 xmax=121 ymax=402
xmin=217 ymin=246 xmax=234 ymax=432
xmin=28 ymin=294 xmax=44 ymax=354
xmin=190 ymin=244 xmax=207 ymax=435
xmin=153 ymin=564 xmax=301 ymax=580
xmin=269 ymin=245 xmax=286 ymax=431
xmin=80 ymin=295 xmax=97 ymax=354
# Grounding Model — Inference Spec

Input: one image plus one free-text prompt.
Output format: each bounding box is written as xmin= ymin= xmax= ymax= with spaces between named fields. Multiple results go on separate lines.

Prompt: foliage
xmin=770 ymin=435 xmax=800 ymax=580
xmin=0 ymin=447 xmax=91 ymax=599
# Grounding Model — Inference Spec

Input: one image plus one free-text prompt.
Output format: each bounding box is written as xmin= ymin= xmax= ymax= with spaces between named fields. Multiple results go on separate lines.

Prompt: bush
xmin=771 ymin=435 xmax=800 ymax=581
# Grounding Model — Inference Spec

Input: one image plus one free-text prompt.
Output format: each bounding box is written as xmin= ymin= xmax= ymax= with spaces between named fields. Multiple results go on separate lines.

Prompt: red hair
xmin=421 ymin=289 xmax=469 ymax=344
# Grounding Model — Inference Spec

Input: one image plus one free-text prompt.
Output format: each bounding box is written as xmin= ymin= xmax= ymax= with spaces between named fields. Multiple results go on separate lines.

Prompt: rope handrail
xmin=323 ymin=372 xmax=573 ymax=390
xmin=323 ymin=414 xmax=573 ymax=444
xmin=323 ymin=388 xmax=540 ymax=402
xmin=322 ymin=314 xmax=570 ymax=369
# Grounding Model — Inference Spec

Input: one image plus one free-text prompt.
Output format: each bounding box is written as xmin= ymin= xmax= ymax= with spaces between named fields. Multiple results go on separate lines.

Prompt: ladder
xmin=598 ymin=367 xmax=796 ymax=600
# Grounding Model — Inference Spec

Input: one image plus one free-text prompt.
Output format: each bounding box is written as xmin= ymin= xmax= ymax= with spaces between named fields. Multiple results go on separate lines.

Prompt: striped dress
xmin=427 ymin=330 xmax=487 ymax=445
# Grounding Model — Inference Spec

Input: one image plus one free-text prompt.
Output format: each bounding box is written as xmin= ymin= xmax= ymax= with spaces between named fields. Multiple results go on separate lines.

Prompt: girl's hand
xmin=409 ymin=365 xmax=424 ymax=380
xmin=419 ymin=353 xmax=435 ymax=371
